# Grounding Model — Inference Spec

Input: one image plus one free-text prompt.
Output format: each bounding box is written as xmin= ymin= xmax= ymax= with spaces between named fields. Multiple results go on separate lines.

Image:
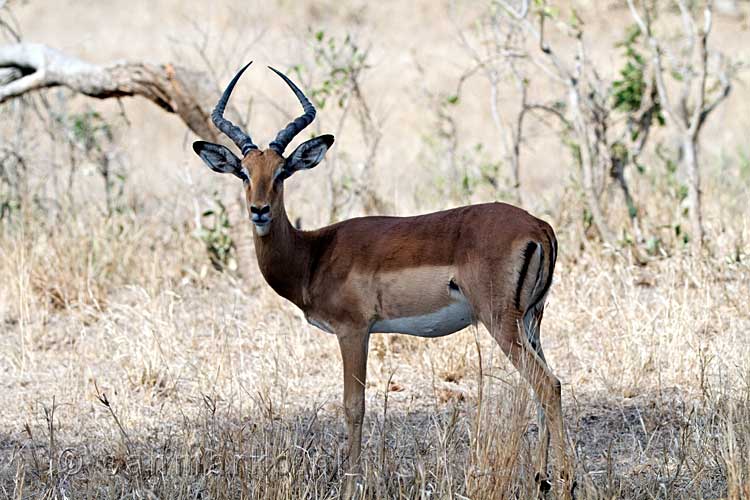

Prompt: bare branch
xmin=526 ymin=103 xmax=573 ymax=130
xmin=697 ymin=70 xmax=731 ymax=130
xmin=497 ymin=0 xmax=573 ymax=83
xmin=626 ymin=0 xmax=649 ymax=37
xmin=676 ymin=0 xmax=698 ymax=45
xmin=622 ymin=67 xmax=658 ymax=162
xmin=0 ymin=3 xmax=21 ymax=43
xmin=535 ymin=8 xmax=574 ymax=83
xmin=0 ymin=42 xmax=236 ymax=142
xmin=495 ymin=0 xmax=530 ymax=20
xmin=689 ymin=2 xmax=713 ymax=138
xmin=509 ymin=64 xmax=528 ymax=202
xmin=627 ymin=0 xmax=687 ymax=133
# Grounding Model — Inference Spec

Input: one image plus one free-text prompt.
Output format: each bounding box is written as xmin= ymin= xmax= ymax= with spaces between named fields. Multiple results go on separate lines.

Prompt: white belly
xmin=370 ymin=298 xmax=473 ymax=337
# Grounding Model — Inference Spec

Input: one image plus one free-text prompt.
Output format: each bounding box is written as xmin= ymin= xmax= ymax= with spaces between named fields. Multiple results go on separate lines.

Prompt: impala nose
xmin=250 ymin=204 xmax=270 ymax=216
xmin=250 ymin=204 xmax=272 ymax=224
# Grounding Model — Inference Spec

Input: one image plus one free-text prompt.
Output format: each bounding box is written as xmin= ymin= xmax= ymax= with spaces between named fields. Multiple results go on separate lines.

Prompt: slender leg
xmin=530 ymin=341 xmax=552 ymax=489
xmin=486 ymin=314 xmax=572 ymax=494
xmin=337 ymin=331 xmax=369 ymax=496
xmin=527 ymin=312 xmax=551 ymax=486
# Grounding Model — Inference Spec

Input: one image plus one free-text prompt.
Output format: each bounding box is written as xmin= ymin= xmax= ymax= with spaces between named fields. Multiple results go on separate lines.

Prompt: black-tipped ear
xmin=192 ymin=141 xmax=247 ymax=181
xmin=280 ymin=135 xmax=334 ymax=179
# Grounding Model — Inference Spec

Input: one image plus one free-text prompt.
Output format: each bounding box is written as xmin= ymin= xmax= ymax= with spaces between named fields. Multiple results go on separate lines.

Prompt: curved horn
xmin=267 ymin=66 xmax=316 ymax=155
xmin=212 ymin=61 xmax=257 ymax=155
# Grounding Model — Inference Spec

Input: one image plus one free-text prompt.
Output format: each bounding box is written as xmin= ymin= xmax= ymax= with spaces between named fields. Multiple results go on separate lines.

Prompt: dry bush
xmin=1 ymin=209 xmax=203 ymax=316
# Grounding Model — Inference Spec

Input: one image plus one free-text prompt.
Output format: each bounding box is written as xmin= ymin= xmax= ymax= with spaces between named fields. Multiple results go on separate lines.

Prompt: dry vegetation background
xmin=1 ymin=0 xmax=749 ymax=498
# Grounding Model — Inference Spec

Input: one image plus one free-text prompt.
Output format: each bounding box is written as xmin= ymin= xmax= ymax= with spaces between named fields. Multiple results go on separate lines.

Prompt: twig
xmin=94 ymin=380 xmax=132 ymax=453
xmin=41 ymin=397 xmax=57 ymax=472
xmin=380 ymin=371 xmax=395 ymax=471
xmin=689 ymin=2 xmax=713 ymax=139
xmin=23 ymin=422 xmax=42 ymax=480
xmin=0 ymin=3 xmax=21 ymax=43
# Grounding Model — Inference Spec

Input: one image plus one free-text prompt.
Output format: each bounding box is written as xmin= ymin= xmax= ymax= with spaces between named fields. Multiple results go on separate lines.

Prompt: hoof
xmin=534 ymin=472 xmax=552 ymax=494
xmin=559 ymin=470 xmax=577 ymax=499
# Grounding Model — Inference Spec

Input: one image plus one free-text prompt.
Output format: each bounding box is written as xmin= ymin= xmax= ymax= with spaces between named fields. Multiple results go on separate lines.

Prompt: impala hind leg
xmin=524 ymin=305 xmax=552 ymax=491
xmin=486 ymin=313 xmax=572 ymax=494
xmin=337 ymin=331 xmax=370 ymax=497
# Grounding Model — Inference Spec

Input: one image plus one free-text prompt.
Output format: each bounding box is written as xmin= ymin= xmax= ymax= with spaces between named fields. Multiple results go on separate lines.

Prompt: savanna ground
xmin=1 ymin=1 xmax=750 ymax=498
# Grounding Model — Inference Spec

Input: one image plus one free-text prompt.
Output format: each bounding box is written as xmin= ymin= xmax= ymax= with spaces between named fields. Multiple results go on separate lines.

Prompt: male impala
xmin=193 ymin=62 xmax=572 ymax=492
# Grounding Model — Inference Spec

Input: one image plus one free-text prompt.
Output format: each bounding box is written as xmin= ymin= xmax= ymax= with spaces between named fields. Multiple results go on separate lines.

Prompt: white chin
xmin=254 ymin=223 xmax=271 ymax=237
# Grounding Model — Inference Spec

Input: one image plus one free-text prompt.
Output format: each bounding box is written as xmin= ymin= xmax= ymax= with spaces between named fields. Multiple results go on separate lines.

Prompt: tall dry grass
xmin=1 ymin=184 xmax=748 ymax=498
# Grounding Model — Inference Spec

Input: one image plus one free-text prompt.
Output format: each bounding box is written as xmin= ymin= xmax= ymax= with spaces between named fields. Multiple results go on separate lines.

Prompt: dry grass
xmin=1 ymin=200 xmax=748 ymax=498
xmin=2 ymin=1 xmax=750 ymax=498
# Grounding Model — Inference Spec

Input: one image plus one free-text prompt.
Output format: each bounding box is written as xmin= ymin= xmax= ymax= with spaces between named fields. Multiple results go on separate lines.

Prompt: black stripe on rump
xmin=514 ymin=241 xmax=539 ymax=310
xmin=528 ymin=232 xmax=556 ymax=312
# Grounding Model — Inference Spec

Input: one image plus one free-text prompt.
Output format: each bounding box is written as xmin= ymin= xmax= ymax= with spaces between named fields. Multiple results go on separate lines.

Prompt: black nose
xmin=250 ymin=205 xmax=270 ymax=215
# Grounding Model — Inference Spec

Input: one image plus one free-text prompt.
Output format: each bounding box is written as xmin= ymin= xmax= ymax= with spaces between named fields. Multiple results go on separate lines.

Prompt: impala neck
xmin=252 ymin=199 xmax=309 ymax=307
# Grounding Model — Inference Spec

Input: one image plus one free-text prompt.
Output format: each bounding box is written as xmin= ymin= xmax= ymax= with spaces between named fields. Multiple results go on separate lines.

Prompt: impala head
xmin=193 ymin=62 xmax=334 ymax=237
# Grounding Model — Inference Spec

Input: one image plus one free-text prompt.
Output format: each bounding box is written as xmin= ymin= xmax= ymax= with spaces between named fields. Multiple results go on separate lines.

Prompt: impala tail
xmin=517 ymin=235 xmax=557 ymax=350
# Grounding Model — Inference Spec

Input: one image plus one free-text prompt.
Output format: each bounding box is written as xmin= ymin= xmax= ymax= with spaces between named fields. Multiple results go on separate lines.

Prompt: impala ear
xmin=192 ymin=141 xmax=248 ymax=181
xmin=279 ymin=135 xmax=334 ymax=179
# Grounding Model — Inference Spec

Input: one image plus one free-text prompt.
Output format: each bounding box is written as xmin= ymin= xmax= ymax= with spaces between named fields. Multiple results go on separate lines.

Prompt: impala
xmin=193 ymin=62 xmax=572 ymax=492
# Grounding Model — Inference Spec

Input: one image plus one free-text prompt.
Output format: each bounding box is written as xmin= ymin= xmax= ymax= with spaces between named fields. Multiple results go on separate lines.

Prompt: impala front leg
xmin=337 ymin=330 xmax=370 ymax=483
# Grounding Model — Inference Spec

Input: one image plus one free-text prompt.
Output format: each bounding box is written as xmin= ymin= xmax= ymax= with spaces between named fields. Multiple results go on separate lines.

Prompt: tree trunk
xmin=683 ymin=135 xmax=705 ymax=253
xmin=569 ymin=89 xmax=617 ymax=248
